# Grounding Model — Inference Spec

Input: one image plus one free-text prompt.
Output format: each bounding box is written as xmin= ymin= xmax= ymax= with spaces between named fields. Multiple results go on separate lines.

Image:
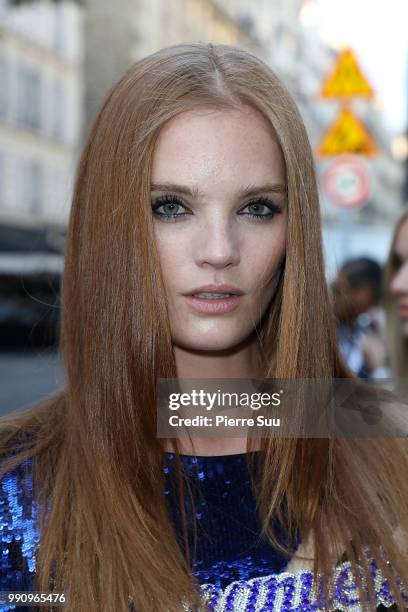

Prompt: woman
xmin=383 ymin=211 xmax=408 ymax=379
xmin=361 ymin=212 xmax=408 ymax=382
xmin=1 ymin=42 xmax=408 ymax=611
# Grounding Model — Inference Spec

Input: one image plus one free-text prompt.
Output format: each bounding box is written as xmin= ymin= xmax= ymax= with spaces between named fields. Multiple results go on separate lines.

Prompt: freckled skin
xmin=151 ymin=105 xmax=287 ymax=374
xmin=390 ymin=219 xmax=408 ymax=337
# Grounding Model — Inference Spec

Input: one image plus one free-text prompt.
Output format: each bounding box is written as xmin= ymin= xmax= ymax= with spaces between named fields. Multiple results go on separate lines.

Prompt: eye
xmin=238 ymin=197 xmax=282 ymax=221
xmin=151 ymin=194 xmax=283 ymax=222
xmin=151 ymin=194 xmax=191 ymax=222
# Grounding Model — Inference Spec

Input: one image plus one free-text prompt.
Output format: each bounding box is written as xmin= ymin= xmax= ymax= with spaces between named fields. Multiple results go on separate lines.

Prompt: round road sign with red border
xmin=323 ymin=155 xmax=371 ymax=208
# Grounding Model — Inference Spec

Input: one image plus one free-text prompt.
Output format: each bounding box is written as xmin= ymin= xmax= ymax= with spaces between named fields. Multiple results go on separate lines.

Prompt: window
xmin=19 ymin=158 xmax=42 ymax=215
xmin=51 ymin=78 xmax=65 ymax=141
xmin=16 ymin=65 xmax=41 ymax=131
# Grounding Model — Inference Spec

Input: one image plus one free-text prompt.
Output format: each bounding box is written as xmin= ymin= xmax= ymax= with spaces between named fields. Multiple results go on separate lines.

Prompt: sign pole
xmin=317 ymin=48 xmax=377 ymax=261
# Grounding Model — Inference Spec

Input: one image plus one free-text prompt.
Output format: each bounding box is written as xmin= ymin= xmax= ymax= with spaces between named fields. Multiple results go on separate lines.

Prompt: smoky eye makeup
xmin=150 ymin=193 xmax=283 ymax=223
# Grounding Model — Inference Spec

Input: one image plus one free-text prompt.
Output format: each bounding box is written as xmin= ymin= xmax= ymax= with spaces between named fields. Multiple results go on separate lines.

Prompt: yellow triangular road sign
xmin=317 ymin=107 xmax=377 ymax=157
xmin=320 ymin=49 xmax=374 ymax=98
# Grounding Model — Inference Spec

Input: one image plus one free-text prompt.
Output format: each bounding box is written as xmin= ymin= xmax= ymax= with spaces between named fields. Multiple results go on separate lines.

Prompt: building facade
xmin=0 ymin=0 xmax=83 ymax=346
xmin=84 ymin=0 xmax=265 ymax=127
xmin=0 ymin=0 xmax=83 ymax=275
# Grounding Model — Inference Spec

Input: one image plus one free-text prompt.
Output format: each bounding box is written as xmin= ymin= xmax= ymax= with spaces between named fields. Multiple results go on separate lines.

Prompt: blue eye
xmin=151 ymin=194 xmax=282 ymax=222
xmin=238 ymin=198 xmax=282 ymax=220
xmin=151 ymin=195 xmax=190 ymax=221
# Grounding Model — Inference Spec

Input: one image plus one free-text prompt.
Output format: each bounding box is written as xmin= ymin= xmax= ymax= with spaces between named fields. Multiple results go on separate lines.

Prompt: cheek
xmin=245 ymin=231 xmax=286 ymax=292
xmin=153 ymin=230 xmax=189 ymax=288
xmin=389 ymin=276 xmax=398 ymax=295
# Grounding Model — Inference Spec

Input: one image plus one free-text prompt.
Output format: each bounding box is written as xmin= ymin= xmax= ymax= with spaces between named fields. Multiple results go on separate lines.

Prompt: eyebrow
xmin=150 ymin=182 xmax=288 ymax=199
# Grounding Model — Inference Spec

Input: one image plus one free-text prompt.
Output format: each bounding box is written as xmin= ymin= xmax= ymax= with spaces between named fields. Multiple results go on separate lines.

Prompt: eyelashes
xmin=151 ymin=193 xmax=282 ymax=223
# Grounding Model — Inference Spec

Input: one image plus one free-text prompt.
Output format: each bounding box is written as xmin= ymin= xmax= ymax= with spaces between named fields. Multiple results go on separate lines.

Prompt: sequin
xmin=0 ymin=458 xmax=39 ymax=610
xmin=163 ymin=452 xmax=301 ymax=589
xmin=1 ymin=453 xmax=407 ymax=611
xmin=183 ymin=557 xmax=408 ymax=611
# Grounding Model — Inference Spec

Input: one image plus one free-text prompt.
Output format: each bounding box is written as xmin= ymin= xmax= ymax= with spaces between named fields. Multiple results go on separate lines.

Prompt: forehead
xmin=151 ymin=105 xmax=286 ymax=186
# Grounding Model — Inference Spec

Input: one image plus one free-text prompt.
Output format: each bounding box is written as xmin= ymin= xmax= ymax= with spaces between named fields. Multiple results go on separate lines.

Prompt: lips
xmin=183 ymin=284 xmax=244 ymax=296
xmin=183 ymin=293 xmax=242 ymax=315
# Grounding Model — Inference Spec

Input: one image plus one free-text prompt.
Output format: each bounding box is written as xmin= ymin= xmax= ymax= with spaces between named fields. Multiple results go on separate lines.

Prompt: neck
xmin=163 ymin=333 xmax=264 ymax=456
xmin=173 ymin=333 xmax=263 ymax=379
xmin=163 ymin=437 xmax=262 ymax=456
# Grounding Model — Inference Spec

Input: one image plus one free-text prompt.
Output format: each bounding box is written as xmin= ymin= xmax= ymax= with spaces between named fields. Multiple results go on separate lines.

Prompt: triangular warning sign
xmin=317 ymin=108 xmax=377 ymax=157
xmin=320 ymin=49 xmax=374 ymax=98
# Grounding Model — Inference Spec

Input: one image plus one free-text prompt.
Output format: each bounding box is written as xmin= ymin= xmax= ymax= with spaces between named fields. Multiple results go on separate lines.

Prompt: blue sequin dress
xmin=0 ymin=451 xmax=407 ymax=611
xmin=163 ymin=451 xmax=296 ymax=589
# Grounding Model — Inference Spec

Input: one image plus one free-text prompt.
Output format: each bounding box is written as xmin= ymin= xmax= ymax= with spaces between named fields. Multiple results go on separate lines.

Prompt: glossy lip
xmin=183 ymin=294 xmax=242 ymax=315
xmin=182 ymin=284 xmax=244 ymax=296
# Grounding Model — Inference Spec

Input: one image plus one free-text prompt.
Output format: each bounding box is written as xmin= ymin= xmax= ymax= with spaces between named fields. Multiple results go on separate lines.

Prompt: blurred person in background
xmin=0 ymin=43 xmax=408 ymax=612
xmin=331 ymin=257 xmax=387 ymax=378
xmin=363 ymin=211 xmax=408 ymax=381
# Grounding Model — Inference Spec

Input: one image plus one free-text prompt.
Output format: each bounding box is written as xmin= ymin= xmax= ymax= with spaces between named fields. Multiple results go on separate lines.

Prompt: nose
xmin=390 ymin=261 xmax=408 ymax=296
xmin=194 ymin=213 xmax=240 ymax=270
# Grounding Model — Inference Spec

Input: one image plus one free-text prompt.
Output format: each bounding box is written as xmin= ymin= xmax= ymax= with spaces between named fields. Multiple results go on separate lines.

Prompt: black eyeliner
xmin=151 ymin=193 xmax=282 ymax=221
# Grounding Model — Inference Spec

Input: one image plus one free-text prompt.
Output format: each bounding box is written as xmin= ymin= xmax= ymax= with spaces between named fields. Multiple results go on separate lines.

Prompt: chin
xmin=174 ymin=329 xmax=249 ymax=352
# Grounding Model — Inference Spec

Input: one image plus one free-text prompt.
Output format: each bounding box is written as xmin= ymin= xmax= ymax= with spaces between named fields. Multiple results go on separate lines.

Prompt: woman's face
xmin=389 ymin=218 xmax=408 ymax=337
xmin=150 ymin=105 xmax=287 ymax=352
